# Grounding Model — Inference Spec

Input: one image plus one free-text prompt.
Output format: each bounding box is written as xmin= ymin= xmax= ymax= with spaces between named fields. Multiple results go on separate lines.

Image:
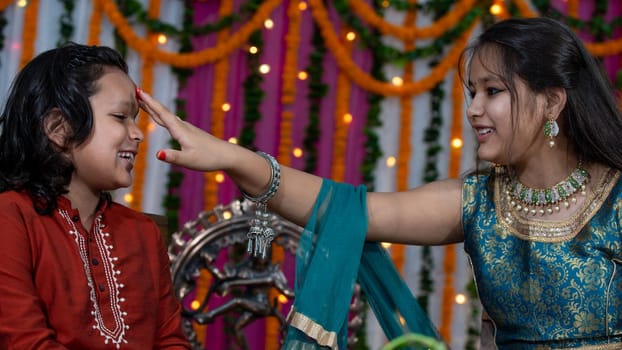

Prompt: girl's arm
xmin=139 ymin=91 xmax=464 ymax=246
xmin=367 ymin=178 xmax=464 ymax=245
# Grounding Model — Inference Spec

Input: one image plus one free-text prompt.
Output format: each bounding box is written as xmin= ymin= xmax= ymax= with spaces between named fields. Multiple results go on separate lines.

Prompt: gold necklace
xmin=503 ymin=163 xmax=590 ymax=216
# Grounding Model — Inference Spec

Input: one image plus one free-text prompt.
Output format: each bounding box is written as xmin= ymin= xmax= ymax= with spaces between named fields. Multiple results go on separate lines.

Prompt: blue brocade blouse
xmin=462 ymin=168 xmax=622 ymax=349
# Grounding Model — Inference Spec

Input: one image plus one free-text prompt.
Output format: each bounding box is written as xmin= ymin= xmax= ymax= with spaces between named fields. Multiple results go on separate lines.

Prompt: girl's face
xmin=466 ymin=51 xmax=547 ymax=166
xmin=69 ymin=68 xmax=143 ymax=193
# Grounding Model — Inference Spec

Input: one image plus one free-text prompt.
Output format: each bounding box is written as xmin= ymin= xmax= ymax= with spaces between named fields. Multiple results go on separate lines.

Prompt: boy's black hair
xmin=0 ymin=42 xmax=128 ymax=214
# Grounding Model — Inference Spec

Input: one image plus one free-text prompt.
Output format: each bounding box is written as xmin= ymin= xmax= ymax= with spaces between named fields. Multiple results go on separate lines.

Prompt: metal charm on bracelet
xmin=242 ymin=151 xmax=281 ymax=258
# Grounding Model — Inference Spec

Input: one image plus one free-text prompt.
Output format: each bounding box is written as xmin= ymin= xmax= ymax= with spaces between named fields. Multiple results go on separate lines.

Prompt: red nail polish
xmin=135 ymin=87 xmax=142 ymax=101
xmin=156 ymin=150 xmax=166 ymax=161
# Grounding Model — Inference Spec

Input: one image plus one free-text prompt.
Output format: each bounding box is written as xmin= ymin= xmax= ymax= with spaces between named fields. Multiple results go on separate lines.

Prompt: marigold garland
xmin=203 ymin=2 xmax=232 ymax=232
xmin=277 ymin=0 xmax=302 ymax=164
xmin=87 ymin=0 xmax=103 ymax=45
xmin=19 ymin=0 xmax=39 ymax=69
xmin=0 ymin=0 xmax=13 ymax=12
xmin=280 ymin=0 xmax=301 ymax=108
xmin=585 ymin=37 xmax=622 ymax=56
xmin=194 ymin=0 xmax=234 ymax=343
xmin=193 ymin=269 xmax=212 ymax=344
xmin=268 ymin=1 xmax=302 ymax=348
xmin=203 ymin=15 xmax=232 ymax=212
xmin=309 ymin=0 xmax=478 ymax=96
xmin=94 ymin=0 xmax=281 ymax=68
xmin=567 ymin=0 xmax=579 ymax=19
xmin=349 ymin=0 xmax=476 ymax=40
xmin=496 ymin=2 xmax=511 ymax=21
xmin=331 ymin=26 xmax=354 ymax=182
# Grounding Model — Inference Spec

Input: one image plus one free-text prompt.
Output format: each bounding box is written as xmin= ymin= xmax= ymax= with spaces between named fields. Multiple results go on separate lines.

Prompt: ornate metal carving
xmin=168 ymin=198 xmax=364 ymax=349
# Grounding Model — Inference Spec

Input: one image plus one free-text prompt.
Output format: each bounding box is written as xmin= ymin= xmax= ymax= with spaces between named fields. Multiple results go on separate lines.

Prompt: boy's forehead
xmin=91 ymin=73 xmax=139 ymax=110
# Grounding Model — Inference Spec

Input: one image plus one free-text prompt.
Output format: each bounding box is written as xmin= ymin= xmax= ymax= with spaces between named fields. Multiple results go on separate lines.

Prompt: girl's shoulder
xmin=462 ymin=168 xmax=495 ymax=194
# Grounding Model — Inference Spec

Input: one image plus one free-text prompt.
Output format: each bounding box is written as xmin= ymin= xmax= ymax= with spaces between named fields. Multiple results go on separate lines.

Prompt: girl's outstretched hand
xmin=137 ymin=89 xmax=232 ymax=172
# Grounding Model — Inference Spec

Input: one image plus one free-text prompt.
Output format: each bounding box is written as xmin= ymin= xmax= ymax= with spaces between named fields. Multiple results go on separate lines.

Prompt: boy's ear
xmin=43 ymin=109 xmax=70 ymax=148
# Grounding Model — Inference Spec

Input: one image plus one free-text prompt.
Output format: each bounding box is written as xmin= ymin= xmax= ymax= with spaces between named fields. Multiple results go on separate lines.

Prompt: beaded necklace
xmin=503 ymin=163 xmax=590 ymax=216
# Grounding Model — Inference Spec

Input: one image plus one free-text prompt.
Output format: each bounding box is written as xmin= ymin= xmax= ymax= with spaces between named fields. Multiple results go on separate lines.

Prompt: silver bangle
xmin=241 ymin=151 xmax=280 ymax=203
xmin=243 ymin=151 xmax=280 ymax=258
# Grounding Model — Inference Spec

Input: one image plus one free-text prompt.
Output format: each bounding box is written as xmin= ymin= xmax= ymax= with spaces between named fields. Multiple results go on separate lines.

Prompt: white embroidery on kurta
xmin=60 ymin=210 xmax=129 ymax=348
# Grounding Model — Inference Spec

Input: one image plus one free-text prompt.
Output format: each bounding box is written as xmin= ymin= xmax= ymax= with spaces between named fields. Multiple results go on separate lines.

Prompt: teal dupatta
xmin=284 ymin=180 xmax=441 ymax=349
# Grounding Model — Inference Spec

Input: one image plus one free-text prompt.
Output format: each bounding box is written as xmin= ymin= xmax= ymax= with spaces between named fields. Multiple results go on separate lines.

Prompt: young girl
xmin=139 ymin=17 xmax=622 ymax=349
xmin=0 ymin=43 xmax=190 ymax=349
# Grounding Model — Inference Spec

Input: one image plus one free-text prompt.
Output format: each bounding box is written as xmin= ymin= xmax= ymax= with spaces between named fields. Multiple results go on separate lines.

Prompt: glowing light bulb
xmin=278 ymin=294 xmax=289 ymax=304
xmin=455 ymin=293 xmax=467 ymax=304
xmin=490 ymin=4 xmax=503 ymax=15
xmin=157 ymin=34 xmax=167 ymax=45
xmin=293 ymin=148 xmax=303 ymax=158
xmin=259 ymin=64 xmax=270 ymax=74
xmin=343 ymin=113 xmax=353 ymax=124
xmin=123 ymin=193 xmax=134 ymax=204
xmin=451 ymin=137 xmax=463 ymax=149
xmin=386 ymin=156 xmax=397 ymax=168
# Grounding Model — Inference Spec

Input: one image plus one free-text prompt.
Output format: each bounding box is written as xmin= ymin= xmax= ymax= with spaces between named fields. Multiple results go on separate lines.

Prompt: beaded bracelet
xmin=242 ymin=151 xmax=281 ymax=258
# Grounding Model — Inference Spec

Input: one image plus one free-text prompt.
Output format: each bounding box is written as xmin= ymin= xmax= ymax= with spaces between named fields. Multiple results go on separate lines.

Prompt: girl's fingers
xmin=137 ymin=90 xmax=178 ymax=128
xmin=155 ymin=148 xmax=200 ymax=170
xmin=137 ymin=90 xmax=189 ymax=142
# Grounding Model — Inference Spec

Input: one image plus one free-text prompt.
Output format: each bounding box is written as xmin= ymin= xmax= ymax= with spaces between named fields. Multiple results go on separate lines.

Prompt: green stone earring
xmin=544 ymin=117 xmax=559 ymax=148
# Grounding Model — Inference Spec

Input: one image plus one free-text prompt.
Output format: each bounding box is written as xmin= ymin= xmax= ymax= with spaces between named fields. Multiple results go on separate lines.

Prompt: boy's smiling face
xmin=68 ymin=67 xmax=143 ymax=193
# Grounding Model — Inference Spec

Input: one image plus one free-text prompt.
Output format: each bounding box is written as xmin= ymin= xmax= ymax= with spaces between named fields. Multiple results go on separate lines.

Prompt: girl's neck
xmin=512 ymin=144 xmax=579 ymax=188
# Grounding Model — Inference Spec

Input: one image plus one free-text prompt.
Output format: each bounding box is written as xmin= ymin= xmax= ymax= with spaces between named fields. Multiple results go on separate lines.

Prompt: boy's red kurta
xmin=0 ymin=190 xmax=190 ymax=349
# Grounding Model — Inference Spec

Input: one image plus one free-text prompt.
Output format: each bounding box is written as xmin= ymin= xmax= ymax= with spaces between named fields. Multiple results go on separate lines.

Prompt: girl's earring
xmin=544 ymin=116 xmax=559 ymax=148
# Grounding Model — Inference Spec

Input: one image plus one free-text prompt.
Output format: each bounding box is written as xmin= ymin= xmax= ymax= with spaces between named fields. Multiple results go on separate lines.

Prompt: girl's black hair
xmin=461 ymin=17 xmax=622 ymax=171
xmin=0 ymin=42 xmax=128 ymax=214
